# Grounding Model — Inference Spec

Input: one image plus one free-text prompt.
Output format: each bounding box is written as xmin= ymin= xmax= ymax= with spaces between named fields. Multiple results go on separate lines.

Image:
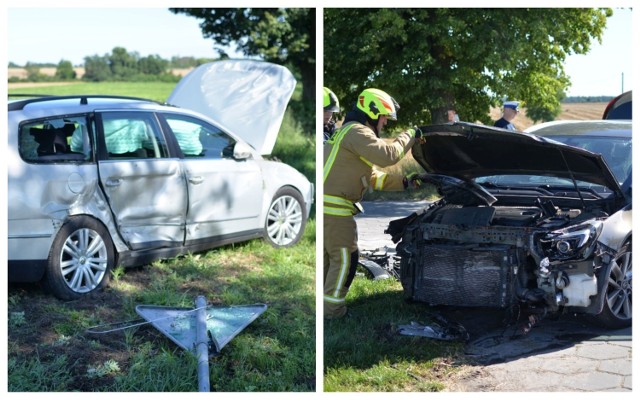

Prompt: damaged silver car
xmin=388 ymin=121 xmax=631 ymax=328
xmin=8 ymin=60 xmax=314 ymax=300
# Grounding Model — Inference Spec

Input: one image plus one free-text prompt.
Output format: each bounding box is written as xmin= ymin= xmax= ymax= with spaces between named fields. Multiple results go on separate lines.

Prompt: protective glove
xmin=407 ymin=126 xmax=423 ymax=139
xmin=403 ymin=172 xmax=422 ymax=190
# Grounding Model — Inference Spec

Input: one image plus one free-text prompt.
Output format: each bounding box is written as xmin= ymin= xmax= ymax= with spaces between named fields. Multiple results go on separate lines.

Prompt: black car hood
xmin=412 ymin=123 xmax=625 ymax=198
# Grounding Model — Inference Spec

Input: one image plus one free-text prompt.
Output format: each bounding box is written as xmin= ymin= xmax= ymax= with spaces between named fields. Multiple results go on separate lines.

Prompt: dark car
xmin=388 ymin=121 xmax=631 ymax=328
xmin=602 ymin=90 xmax=632 ymax=120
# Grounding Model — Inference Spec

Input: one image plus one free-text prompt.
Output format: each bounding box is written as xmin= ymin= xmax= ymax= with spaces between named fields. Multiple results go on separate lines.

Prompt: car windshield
xmin=476 ymin=135 xmax=631 ymax=192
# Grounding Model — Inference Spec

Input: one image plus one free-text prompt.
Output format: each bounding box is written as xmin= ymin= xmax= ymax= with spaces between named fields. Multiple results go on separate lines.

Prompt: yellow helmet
xmin=323 ymin=87 xmax=340 ymax=112
xmin=356 ymin=88 xmax=399 ymax=121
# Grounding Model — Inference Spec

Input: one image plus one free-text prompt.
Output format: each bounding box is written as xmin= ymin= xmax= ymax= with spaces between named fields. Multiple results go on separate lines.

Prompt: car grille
xmin=410 ymin=243 xmax=515 ymax=308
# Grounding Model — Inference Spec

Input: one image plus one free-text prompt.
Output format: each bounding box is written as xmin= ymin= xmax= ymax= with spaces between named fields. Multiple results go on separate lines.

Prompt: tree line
xmin=8 ymin=48 xmax=219 ymax=83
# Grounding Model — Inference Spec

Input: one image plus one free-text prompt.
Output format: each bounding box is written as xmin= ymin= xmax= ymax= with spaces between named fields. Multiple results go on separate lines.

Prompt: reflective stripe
xmin=333 ymin=248 xmax=349 ymax=298
xmin=324 ymin=206 xmax=353 ymax=216
xmin=324 ymin=195 xmax=354 ymax=208
xmin=374 ymin=172 xmax=387 ymax=190
xmin=324 ymin=195 xmax=356 ymax=216
xmin=323 ymin=125 xmax=354 ymax=183
xmin=359 ymin=156 xmax=373 ymax=167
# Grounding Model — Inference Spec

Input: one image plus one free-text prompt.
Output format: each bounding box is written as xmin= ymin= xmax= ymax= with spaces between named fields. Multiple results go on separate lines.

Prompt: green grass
xmin=324 ymin=275 xmax=465 ymax=392
xmin=9 ymin=82 xmax=176 ymax=103
xmin=8 ymin=221 xmax=316 ymax=392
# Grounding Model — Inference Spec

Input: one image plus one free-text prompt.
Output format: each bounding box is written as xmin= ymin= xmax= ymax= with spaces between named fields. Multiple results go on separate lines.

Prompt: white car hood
xmin=168 ymin=60 xmax=296 ymax=155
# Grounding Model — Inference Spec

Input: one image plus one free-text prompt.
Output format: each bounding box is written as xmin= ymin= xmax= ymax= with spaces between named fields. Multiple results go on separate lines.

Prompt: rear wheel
xmin=263 ymin=187 xmax=306 ymax=247
xmin=594 ymin=242 xmax=632 ymax=328
xmin=43 ymin=216 xmax=115 ymax=300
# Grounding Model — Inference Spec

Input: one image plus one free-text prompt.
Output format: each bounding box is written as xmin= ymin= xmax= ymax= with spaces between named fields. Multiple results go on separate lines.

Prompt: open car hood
xmin=168 ymin=60 xmax=296 ymax=155
xmin=412 ymin=123 xmax=625 ymax=198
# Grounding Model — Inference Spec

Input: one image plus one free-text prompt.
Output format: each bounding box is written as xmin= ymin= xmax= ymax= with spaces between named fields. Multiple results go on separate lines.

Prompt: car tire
xmin=43 ymin=216 xmax=115 ymax=300
xmin=263 ymin=187 xmax=306 ymax=248
xmin=593 ymin=241 xmax=632 ymax=328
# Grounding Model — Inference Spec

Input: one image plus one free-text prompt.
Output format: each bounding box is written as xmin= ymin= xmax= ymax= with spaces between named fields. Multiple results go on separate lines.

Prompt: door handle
xmin=105 ymin=178 xmax=121 ymax=187
xmin=189 ymin=176 xmax=204 ymax=185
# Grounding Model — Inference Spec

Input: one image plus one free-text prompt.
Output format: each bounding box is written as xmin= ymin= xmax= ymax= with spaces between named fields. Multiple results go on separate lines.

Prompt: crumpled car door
xmin=96 ymin=111 xmax=187 ymax=250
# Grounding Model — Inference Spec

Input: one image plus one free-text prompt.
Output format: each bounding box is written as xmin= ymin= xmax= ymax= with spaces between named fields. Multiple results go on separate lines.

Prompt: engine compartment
xmin=397 ymin=198 xmax=610 ymax=316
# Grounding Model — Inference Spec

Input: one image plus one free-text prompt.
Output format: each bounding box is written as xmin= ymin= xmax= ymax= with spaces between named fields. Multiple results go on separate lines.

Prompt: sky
xmin=7 ymin=8 xmax=234 ymax=66
xmin=5 ymin=6 xmax=633 ymax=97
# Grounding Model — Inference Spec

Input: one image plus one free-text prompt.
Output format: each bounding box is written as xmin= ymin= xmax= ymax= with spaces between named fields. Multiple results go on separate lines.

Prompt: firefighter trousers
xmin=323 ymin=214 xmax=359 ymax=319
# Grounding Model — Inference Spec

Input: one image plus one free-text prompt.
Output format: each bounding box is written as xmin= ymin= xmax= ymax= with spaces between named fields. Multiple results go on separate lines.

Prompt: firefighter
xmin=323 ymin=87 xmax=340 ymax=142
xmin=323 ymin=88 xmax=422 ymax=319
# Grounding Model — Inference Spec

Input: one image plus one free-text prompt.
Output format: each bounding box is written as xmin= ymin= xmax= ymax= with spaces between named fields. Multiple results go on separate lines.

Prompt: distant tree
xmin=55 ymin=59 xmax=76 ymax=80
xmin=83 ymin=54 xmax=112 ymax=81
xmin=138 ymin=55 xmax=169 ymax=75
xmin=170 ymin=56 xmax=198 ymax=69
xmin=170 ymin=8 xmax=315 ymax=102
xmin=8 ymin=61 xmax=21 ymax=68
xmin=25 ymin=62 xmax=47 ymax=82
xmin=109 ymin=47 xmax=139 ymax=80
xmin=324 ymin=8 xmax=611 ymax=126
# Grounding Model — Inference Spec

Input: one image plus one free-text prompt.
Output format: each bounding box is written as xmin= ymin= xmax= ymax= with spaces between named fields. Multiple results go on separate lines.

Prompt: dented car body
xmin=8 ymin=61 xmax=314 ymax=300
xmin=389 ymin=121 xmax=631 ymax=328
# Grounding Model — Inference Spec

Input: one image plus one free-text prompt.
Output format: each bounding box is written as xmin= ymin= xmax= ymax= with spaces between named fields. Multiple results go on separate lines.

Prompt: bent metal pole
xmin=195 ymin=295 xmax=210 ymax=392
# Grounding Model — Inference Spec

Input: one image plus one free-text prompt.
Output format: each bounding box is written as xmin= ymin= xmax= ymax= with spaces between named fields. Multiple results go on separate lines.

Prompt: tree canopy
xmin=324 ymin=8 xmax=611 ymax=126
xmin=170 ymin=8 xmax=316 ymax=102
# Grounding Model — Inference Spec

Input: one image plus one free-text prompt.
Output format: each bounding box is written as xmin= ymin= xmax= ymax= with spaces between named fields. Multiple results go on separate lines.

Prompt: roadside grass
xmin=8 ymin=81 xmax=176 ymax=103
xmin=8 ymin=220 xmax=316 ymax=392
xmin=324 ymin=275 xmax=465 ymax=392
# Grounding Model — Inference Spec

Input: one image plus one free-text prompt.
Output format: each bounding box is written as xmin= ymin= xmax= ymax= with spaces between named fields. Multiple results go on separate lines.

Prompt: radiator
xmin=410 ymin=244 xmax=515 ymax=308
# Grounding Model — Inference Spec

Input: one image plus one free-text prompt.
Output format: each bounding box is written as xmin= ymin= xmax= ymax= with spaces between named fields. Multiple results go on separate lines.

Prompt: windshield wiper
xmin=558 ymin=149 xmax=587 ymax=208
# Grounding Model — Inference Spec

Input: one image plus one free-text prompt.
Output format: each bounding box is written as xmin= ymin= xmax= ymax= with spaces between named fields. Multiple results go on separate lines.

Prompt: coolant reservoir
xmin=563 ymin=273 xmax=598 ymax=307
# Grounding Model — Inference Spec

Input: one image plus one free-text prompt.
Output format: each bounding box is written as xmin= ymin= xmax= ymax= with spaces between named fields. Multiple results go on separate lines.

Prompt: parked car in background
xmin=388 ymin=121 xmax=631 ymax=329
xmin=602 ymin=90 xmax=632 ymax=120
xmin=8 ymin=61 xmax=314 ymax=300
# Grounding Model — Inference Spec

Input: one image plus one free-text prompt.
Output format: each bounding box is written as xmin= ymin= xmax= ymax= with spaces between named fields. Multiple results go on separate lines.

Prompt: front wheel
xmin=263 ymin=187 xmax=306 ymax=248
xmin=593 ymin=242 xmax=632 ymax=328
xmin=43 ymin=216 xmax=115 ymax=300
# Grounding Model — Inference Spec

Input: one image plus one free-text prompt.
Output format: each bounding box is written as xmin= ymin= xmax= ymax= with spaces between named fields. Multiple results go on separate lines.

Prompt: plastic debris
xmin=398 ymin=315 xmax=469 ymax=341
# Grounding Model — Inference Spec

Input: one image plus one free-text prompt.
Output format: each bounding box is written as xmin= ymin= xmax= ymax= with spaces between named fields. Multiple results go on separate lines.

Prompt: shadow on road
xmin=431 ymin=305 xmax=632 ymax=366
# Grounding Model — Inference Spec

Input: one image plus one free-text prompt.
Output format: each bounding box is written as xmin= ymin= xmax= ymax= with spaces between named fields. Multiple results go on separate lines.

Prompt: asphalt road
xmin=354 ymin=200 xmax=632 ymax=392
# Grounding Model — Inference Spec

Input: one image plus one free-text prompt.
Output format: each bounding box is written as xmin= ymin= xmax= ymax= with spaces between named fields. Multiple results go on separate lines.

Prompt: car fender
xmin=257 ymin=160 xmax=314 ymax=219
xmin=597 ymin=205 xmax=632 ymax=251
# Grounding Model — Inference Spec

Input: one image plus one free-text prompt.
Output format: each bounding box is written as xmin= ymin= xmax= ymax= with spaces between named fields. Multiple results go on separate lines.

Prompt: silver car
xmin=8 ymin=61 xmax=314 ymax=300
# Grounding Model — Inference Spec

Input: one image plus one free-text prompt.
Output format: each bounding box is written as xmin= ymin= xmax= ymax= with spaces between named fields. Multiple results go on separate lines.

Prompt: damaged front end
xmin=390 ymin=177 xmax=631 ymax=329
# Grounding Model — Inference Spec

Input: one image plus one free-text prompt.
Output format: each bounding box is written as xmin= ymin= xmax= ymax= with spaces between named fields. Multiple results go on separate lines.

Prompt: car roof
xmin=9 ymin=95 xmax=167 ymax=113
xmin=602 ymin=90 xmax=632 ymax=120
xmin=524 ymin=120 xmax=631 ymax=138
xmin=7 ymin=95 xmax=203 ymax=123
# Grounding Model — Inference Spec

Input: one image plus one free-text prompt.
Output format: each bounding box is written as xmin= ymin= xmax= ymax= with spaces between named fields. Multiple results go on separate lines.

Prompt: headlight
xmin=545 ymin=220 xmax=603 ymax=260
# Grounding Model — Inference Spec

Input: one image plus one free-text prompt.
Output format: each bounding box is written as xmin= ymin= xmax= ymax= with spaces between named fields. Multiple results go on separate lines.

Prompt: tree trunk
xmin=300 ymin=63 xmax=315 ymax=103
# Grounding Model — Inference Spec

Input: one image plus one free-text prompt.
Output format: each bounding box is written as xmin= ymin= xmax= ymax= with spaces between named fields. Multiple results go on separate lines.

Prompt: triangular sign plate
xmin=135 ymin=304 xmax=267 ymax=354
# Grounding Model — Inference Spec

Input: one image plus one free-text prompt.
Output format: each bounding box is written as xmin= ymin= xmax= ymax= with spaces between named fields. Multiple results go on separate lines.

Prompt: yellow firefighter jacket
xmin=323 ymin=121 xmax=416 ymax=216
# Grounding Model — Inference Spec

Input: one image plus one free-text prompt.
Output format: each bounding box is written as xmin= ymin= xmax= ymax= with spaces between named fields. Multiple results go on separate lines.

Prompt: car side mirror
xmin=233 ymin=141 xmax=253 ymax=160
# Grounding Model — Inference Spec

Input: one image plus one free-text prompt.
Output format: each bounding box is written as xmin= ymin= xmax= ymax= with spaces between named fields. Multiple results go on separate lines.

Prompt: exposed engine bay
xmin=389 ymin=181 xmax=619 ymax=324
